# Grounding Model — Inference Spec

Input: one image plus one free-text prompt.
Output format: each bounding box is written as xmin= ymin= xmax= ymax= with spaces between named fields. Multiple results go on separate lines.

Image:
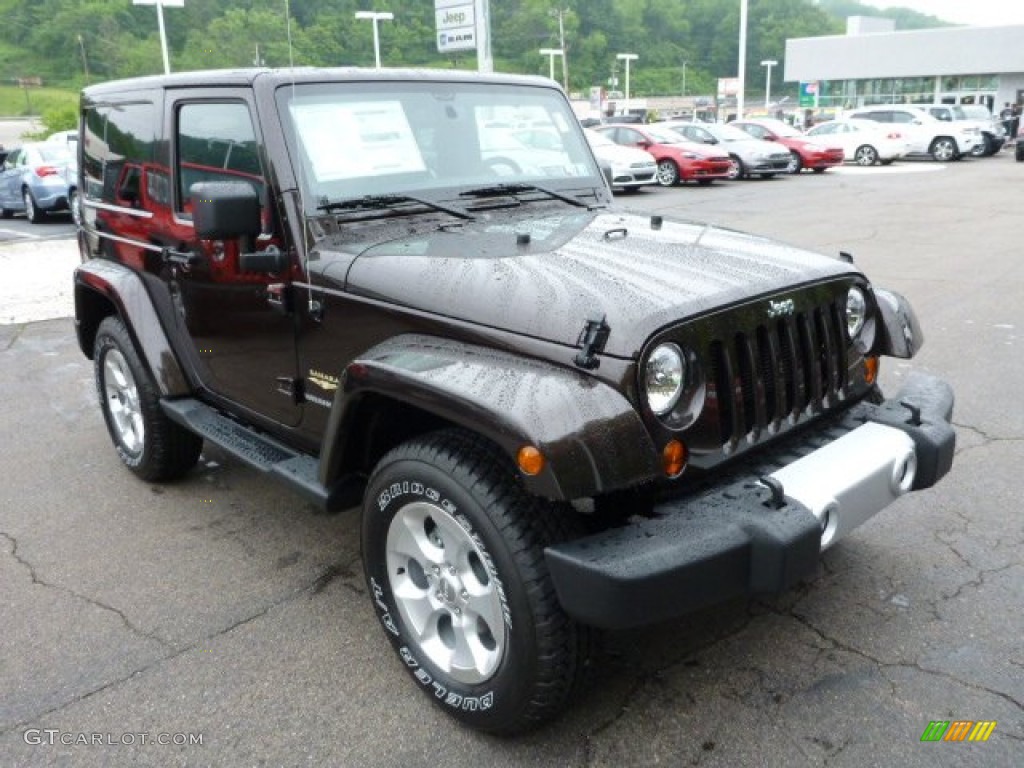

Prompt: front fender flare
xmin=321 ymin=335 xmax=661 ymax=501
xmin=873 ymin=287 xmax=924 ymax=359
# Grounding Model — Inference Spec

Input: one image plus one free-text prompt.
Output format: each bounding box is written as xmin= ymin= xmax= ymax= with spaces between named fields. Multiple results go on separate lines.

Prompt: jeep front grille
xmin=708 ymin=298 xmax=848 ymax=450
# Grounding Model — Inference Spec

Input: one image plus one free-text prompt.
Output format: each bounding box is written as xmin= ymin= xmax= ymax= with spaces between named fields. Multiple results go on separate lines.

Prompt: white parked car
xmin=584 ymin=128 xmax=657 ymax=192
xmin=804 ymin=118 xmax=911 ymax=166
xmin=846 ymin=105 xmax=979 ymax=161
xmin=661 ymin=121 xmax=792 ymax=179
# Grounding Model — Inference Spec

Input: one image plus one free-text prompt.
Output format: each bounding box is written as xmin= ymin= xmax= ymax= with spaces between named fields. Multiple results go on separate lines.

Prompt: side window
xmin=4 ymin=149 xmax=20 ymax=168
xmin=621 ymin=128 xmax=642 ymax=144
xmin=744 ymin=124 xmax=766 ymax=139
xmin=176 ymin=102 xmax=264 ymax=216
xmin=891 ymin=112 xmax=913 ymax=124
xmin=82 ymin=102 xmax=157 ymax=206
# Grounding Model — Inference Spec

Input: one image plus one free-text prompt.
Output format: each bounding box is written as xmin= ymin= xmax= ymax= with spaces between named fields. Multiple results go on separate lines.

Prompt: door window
xmin=176 ymin=102 xmax=265 ymax=217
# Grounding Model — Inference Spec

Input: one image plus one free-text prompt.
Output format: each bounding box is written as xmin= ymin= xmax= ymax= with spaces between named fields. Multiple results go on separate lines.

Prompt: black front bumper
xmin=544 ymin=373 xmax=955 ymax=629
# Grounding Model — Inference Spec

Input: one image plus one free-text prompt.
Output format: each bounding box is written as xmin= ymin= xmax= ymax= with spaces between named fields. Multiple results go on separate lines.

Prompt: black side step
xmin=161 ymin=398 xmax=361 ymax=510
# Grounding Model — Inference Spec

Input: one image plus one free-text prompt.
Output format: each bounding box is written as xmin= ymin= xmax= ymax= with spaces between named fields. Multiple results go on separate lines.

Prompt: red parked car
xmin=594 ymin=123 xmax=732 ymax=186
xmin=732 ymin=118 xmax=845 ymax=174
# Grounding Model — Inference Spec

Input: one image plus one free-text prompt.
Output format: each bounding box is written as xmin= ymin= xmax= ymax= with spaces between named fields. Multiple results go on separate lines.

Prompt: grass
xmin=0 ymin=84 xmax=78 ymax=118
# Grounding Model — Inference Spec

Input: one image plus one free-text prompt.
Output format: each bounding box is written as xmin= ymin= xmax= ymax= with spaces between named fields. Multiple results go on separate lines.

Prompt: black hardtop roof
xmin=82 ymin=67 xmax=556 ymax=99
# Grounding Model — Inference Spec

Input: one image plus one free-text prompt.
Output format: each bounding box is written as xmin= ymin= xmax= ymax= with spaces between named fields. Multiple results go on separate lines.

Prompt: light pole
xmin=133 ymin=0 xmax=184 ymax=76
xmin=761 ymin=59 xmax=778 ymax=110
xmin=355 ymin=10 xmax=394 ymax=69
xmin=681 ymin=60 xmax=687 ymax=97
xmin=737 ymin=0 xmax=748 ymax=118
xmin=539 ymin=48 xmax=564 ymax=82
xmin=616 ymin=53 xmax=638 ymax=115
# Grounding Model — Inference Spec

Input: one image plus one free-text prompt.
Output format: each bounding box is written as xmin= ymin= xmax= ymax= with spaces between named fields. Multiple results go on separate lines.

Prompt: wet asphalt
xmin=0 ymin=151 xmax=1021 ymax=767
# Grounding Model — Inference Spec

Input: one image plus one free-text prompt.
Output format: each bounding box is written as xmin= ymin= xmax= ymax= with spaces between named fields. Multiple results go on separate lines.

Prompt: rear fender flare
xmin=74 ymin=259 xmax=190 ymax=396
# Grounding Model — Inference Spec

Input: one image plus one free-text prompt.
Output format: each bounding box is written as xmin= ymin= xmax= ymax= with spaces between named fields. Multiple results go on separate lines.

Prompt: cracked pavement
xmin=1 ymin=156 xmax=1022 ymax=766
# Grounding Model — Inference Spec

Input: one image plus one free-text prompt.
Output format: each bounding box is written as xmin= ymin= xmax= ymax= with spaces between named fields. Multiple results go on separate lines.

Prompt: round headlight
xmin=846 ymin=287 xmax=867 ymax=339
xmin=644 ymin=343 xmax=685 ymax=415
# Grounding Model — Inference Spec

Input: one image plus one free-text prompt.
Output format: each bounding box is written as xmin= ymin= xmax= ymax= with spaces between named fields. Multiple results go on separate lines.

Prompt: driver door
xmin=159 ymin=94 xmax=301 ymax=426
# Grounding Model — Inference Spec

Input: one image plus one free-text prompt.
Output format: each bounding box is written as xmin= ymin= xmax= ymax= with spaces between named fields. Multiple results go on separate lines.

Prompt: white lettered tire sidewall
xmin=362 ymin=446 xmax=557 ymax=733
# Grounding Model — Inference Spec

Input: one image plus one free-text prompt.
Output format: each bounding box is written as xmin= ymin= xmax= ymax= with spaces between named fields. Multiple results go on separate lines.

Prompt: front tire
xmin=94 ymin=316 xmax=202 ymax=481
xmin=930 ymin=137 xmax=957 ymax=162
xmin=656 ymin=159 xmax=680 ymax=186
xmin=362 ymin=430 xmax=590 ymax=734
xmin=787 ymin=151 xmax=803 ymax=174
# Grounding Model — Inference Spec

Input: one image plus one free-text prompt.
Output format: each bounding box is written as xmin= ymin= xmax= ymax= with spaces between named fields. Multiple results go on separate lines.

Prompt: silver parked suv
xmin=920 ymin=104 xmax=1006 ymax=157
xmin=847 ymin=105 xmax=980 ymax=161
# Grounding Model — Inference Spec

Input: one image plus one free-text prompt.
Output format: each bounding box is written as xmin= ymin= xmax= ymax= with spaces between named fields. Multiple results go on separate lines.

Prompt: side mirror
xmin=191 ymin=180 xmax=261 ymax=240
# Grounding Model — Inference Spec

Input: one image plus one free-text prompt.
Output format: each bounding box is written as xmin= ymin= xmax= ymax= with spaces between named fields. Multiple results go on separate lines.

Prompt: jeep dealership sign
xmin=435 ymin=0 xmax=475 ymax=53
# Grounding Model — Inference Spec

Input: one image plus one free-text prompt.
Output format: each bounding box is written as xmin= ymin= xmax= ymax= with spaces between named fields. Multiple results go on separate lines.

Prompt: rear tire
xmin=94 ymin=316 xmax=202 ymax=481
xmin=854 ymin=145 xmax=879 ymax=166
xmin=362 ymin=429 xmax=591 ymax=734
xmin=726 ymin=155 xmax=744 ymax=180
xmin=23 ymin=188 xmax=42 ymax=223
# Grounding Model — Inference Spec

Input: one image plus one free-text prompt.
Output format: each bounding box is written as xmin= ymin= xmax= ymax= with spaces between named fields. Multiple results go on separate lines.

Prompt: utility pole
xmin=77 ymin=34 xmax=90 ymax=83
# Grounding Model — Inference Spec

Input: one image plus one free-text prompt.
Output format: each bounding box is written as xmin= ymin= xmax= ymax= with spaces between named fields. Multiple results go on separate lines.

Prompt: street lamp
xmin=616 ymin=53 xmax=638 ymax=115
xmin=539 ymin=48 xmax=564 ymax=82
xmin=133 ymin=0 xmax=184 ymax=76
xmin=355 ymin=10 xmax=394 ymax=69
xmin=761 ymin=59 xmax=778 ymax=109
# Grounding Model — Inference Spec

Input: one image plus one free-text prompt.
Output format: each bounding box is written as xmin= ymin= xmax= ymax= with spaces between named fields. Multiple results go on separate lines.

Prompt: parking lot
xmin=0 ymin=151 xmax=1021 ymax=767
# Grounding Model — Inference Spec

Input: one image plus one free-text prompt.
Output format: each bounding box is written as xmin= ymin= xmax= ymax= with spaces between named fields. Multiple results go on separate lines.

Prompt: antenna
xmin=282 ymin=0 xmax=316 ymax=316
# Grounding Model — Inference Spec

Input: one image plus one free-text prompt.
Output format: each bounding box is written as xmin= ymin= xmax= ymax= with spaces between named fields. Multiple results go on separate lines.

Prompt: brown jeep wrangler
xmin=73 ymin=68 xmax=955 ymax=734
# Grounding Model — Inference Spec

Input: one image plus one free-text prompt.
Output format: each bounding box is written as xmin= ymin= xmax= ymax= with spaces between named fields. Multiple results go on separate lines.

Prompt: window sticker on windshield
xmin=290 ymin=101 xmax=426 ymax=181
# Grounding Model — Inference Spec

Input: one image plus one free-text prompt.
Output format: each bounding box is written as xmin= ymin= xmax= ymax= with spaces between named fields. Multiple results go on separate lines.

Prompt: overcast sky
xmin=858 ymin=1 xmax=1024 ymax=27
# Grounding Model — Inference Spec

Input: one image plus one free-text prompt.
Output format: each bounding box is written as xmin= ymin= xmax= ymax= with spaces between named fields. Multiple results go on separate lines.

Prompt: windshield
xmin=36 ymin=145 xmax=70 ymax=164
xmin=276 ymin=80 xmax=600 ymax=211
xmin=585 ymin=128 xmax=615 ymax=147
xmin=763 ymin=121 xmax=801 ymax=138
xmin=960 ymin=105 xmax=991 ymax=120
xmin=643 ymin=126 xmax=688 ymax=144
xmin=707 ymin=124 xmax=755 ymax=142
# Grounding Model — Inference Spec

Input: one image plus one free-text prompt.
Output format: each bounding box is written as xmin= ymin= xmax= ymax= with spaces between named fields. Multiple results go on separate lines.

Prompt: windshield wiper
xmin=318 ymin=193 xmax=473 ymax=220
xmin=459 ymin=183 xmax=592 ymax=209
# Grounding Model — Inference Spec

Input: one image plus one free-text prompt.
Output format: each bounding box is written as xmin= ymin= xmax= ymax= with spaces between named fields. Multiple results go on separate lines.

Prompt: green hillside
xmin=0 ymin=0 xmax=950 ymax=111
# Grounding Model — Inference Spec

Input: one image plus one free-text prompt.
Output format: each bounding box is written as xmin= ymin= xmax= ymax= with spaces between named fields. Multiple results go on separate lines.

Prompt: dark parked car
xmin=74 ymin=68 xmax=955 ymax=735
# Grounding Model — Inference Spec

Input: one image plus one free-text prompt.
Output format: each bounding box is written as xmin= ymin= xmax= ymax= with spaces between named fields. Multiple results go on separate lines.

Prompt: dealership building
xmin=784 ymin=18 xmax=1024 ymax=112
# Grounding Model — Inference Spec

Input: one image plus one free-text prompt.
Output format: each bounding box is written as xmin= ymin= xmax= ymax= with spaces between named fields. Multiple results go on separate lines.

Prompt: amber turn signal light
xmin=864 ymin=355 xmax=879 ymax=385
xmin=662 ymin=440 xmax=687 ymax=478
xmin=517 ymin=445 xmax=545 ymax=476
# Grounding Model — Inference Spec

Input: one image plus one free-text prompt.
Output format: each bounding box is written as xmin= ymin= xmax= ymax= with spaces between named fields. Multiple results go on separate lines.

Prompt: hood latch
xmin=574 ymin=314 xmax=611 ymax=370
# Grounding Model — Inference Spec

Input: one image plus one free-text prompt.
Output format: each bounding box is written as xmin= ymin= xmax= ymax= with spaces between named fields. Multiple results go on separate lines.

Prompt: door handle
xmin=162 ymin=247 xmax=199 ymax=268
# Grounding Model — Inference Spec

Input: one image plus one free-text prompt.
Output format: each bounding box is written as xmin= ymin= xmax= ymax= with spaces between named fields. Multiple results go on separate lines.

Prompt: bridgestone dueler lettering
xmin=361 ymin=429 xmax=592 ymax=734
